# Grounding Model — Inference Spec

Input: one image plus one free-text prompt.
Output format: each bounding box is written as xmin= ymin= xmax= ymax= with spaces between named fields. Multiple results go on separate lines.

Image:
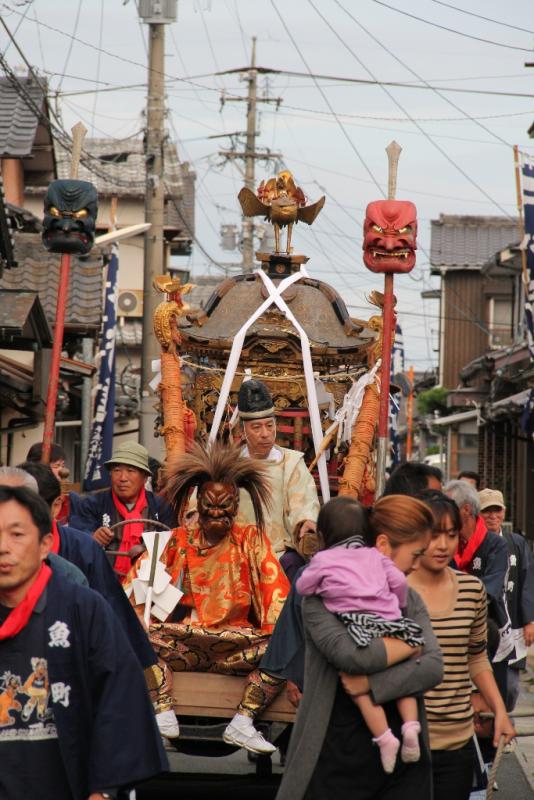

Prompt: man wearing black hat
xmin=236 ymin=379 xmax=320 ymax=579
xmin=69 ymin=441 xmax=176 ymax=580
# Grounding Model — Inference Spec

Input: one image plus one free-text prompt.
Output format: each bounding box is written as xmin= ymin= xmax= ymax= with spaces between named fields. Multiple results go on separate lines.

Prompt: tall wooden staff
xmin=42 ymin=123 xmax=87 ymax=463
xmin=374 ymin=142 xmax=401 ymax=496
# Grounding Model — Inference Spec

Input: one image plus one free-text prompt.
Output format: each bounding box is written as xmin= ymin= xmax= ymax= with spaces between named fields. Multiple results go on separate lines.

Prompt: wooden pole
xmin=375 ymin=141 xmax=400 ymax=497
xmin=42 ymin=122 xmax=87 ymax=464
xmin=406 ymin=365 xmax=414 ymax=460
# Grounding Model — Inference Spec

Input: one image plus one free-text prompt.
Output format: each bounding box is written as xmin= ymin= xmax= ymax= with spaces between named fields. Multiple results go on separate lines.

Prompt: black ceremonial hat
xmin=238 ymin=379 xmax=275 ymax=420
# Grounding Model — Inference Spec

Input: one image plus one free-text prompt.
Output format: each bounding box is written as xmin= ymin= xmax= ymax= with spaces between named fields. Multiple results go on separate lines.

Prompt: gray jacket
xmin=276 ymin=588 xmax=443 ymax=800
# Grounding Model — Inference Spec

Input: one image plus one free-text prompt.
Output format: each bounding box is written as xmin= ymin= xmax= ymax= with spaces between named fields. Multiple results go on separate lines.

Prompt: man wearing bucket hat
xmin=70 ymin=441 xmax=176 ymax=580
xmin=235 ymin=379 xmax=320 ymax=580
xmin=479 ymin=488 xmax=534 ymax=711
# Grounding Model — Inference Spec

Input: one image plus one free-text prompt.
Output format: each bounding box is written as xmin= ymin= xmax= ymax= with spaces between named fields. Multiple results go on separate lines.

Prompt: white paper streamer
xmin=320 ymin=361 xmax=381 ymax=450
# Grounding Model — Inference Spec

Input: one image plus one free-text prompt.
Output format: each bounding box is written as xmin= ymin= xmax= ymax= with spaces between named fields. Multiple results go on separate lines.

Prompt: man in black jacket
xmin=69 ymin=442 xmax=176 ymax=580
xmin=480 ymin=488 xmax=534 ymax=711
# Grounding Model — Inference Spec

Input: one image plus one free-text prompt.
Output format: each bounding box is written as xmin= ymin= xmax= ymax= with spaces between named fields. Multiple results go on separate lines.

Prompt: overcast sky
xmin=2 ymin=0 xmax=534 ymax=372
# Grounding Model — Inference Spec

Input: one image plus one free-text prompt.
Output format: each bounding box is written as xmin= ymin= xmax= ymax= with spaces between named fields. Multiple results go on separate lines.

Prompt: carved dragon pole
xmin=153 ymin=277 xmax=194 ymax=467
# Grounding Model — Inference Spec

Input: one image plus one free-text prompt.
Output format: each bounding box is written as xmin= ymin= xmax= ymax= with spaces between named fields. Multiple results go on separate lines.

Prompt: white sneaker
xmin=223 ymin=720 xmax=276 ymax=754
xmin=156 ymin=709 xmax=180 ymax=739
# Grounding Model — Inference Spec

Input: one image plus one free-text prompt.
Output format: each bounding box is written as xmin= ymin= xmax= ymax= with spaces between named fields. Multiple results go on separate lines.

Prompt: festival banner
xmin=83 ymin=247 xmax=118 ymax=490
xmin=521 ymin=159 xmax=534 ymax=358
xmin=390 ymin=323 xmax=405 ymax=465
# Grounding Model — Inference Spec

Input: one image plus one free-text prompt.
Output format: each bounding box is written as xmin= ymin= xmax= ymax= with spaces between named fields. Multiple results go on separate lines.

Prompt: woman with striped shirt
xmin=408 ymin=491 xmax=515 ymax=800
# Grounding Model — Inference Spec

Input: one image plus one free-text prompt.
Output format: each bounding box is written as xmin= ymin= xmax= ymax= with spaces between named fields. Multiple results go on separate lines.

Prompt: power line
xmin=90 ymin=0 xmax=105 ymax=137
xmin=371 ymin=0 xmax=534 ymax=53
xmin=427 ymin=0 xmax=534 ymax=36
xmin=52 ymin=68 xmax=534 ymax=102
xmin=269 ymin=0 xmax=384 ymax=197
xmin=31 ymin=4 xmax=45 ymax=74
xmin=335 ymin=0 xmax=513 ymax=151
xmin=2 ymin=0 xmax=32 ymax=54
xmin=0 ymin=20 xmax=143 ymax=188
xmin=329 ymin=0 xmax=514 ymax=218
xmin=56 ymin=0 xmax=82 ymax=93
xmin=262 ymin=105 xmax=521 ymax=149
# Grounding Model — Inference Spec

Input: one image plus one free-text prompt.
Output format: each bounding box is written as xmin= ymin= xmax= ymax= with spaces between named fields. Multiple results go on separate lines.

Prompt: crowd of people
xmin=0 ymin=379 xmax=533 ymax=799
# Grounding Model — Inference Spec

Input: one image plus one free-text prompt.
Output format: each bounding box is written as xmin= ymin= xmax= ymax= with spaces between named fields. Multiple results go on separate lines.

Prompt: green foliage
xmin=416 ymin=386 xmax=449 ymax=416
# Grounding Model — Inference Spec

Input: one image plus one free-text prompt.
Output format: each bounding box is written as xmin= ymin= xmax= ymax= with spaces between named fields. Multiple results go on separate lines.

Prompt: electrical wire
xmin=288 ymin=154 xmax=517 ymax=208
xmin=90 ymin=0 xmax=105 ymax=138
xmin=0 ymin=16 xmax=144 ymax=188
xmin=427 ymin=0 xmax=534 ymax=34
xmin=327 ymin=0 xmax=515 ymax=217
xmin=336 ymin=0 xmax=514 ymax=151
xmin=1 ymin=0 xmax=32 ymax=54
xmin=269 ymin=0 xmax=385 ymax=197
xmin=56 ymin=0 xmax=83 ymax=93
xmin=371 ymin=0 xmax=534 ymax=53
xmin=31 ymin=3 xmax=46 ymax=72
xmin=227 ymin=0 xmax=249 ymax=62
xmin=262 ymin=105 xmax=518 ymax=149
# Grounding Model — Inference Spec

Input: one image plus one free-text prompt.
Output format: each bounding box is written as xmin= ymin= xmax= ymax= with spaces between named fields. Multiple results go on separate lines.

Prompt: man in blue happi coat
xmin=17 ymin=462 xmax=157 ymax=672
xmin=0 ymin=485 xmax=168 ymax=799
xmin=69 ymin=442 xmax=176 ymax=581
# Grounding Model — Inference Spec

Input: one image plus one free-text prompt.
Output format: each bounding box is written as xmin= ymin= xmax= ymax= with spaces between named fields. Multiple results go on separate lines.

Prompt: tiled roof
xmin=0 ymin=76 xmax=45 ymax=158
xmin=0 ymin=290 xmax=52 ymax=348
xmin=0 ymin=232 xmax=104 ymax=332
xmin=430 ymin=214 xmax=519 ymax=270
xmin=0 ymin=76 xmax=55 ymax=186
xmin=26 ymin=137 xmax=195 ymax=242
xmin=58 ymin=137 xmax=189 ymax=196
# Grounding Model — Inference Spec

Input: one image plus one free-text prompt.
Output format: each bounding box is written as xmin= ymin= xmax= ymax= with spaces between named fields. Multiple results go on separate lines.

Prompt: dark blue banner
xmin=83 ymin=248 xmax=118 ymax=491
xmin=522 ymin=161 xmax=534 ymax=358
xmin=390 ymin=323 xmax=405 ymax=465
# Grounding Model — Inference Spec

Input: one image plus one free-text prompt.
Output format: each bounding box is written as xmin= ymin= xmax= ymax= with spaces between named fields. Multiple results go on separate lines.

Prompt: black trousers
xmin=431 ymin=739 xmax=476 ymax=800
xmin=305 ymin=682 xmax=432 ymax=800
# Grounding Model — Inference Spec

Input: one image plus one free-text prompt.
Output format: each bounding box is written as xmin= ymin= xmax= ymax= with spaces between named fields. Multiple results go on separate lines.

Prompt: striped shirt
xmin=424 ymin=569 xmax=490 ymax=750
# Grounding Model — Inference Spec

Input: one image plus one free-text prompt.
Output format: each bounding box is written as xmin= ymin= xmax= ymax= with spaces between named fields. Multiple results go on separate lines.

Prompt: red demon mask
xmin=363 ymin=200 xmax=417 ymax=274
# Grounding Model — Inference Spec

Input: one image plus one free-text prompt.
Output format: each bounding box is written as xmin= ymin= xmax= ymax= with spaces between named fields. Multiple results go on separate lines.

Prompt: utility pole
xmin=138 ymin=0 xmax=177 ymax=454
xmin=218 ymin=38 xmax=282 ymax=271
xmin=242 ymin=37 xmax=258 ymax=271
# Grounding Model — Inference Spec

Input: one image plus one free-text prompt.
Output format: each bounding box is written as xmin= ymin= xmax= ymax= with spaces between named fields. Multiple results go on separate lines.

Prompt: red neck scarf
xmin=454 ymin=515 xmax=487 ymax=572
xmin=0 ymin=562 xmax=52 ymax=641
xmin=51 ymin=520 xmax=61 ymax=555
xmin=111 ymin=488 xmax=147 ymax=576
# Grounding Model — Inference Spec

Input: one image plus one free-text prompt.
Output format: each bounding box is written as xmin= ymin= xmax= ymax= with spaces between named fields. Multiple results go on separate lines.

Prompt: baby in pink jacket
xmin=296 ymin=521 xmax=424 ymax=774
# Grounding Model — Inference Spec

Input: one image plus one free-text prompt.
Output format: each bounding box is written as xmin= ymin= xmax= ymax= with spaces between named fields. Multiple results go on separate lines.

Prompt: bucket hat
xmin=104 ymin=441 xmax=151 ymax=474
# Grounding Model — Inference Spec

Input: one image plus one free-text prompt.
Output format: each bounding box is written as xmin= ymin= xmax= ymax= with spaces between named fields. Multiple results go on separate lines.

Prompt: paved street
xmin=138 ymin=747 xmax=534 ymax=800
xmin=138 ymin=669 xmax=534 ymax=800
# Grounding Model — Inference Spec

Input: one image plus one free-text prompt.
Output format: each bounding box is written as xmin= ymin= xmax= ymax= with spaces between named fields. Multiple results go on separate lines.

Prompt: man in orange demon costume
xmin=126 ymin=441 xmax=290 ymax=755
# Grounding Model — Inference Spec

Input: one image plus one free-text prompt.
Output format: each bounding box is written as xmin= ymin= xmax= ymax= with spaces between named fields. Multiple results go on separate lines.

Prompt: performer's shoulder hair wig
xmin=165 ymin=440 xmax=272 ymax=532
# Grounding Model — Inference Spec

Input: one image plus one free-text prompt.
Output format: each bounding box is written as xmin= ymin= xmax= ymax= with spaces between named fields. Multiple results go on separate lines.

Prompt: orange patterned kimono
xmin=130 ymin=524 xmax=290 ymax=675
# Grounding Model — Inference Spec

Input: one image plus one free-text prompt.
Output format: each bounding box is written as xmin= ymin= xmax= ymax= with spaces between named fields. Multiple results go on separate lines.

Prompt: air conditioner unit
xmin=117 ymin=289 xmax=143 ymax=317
